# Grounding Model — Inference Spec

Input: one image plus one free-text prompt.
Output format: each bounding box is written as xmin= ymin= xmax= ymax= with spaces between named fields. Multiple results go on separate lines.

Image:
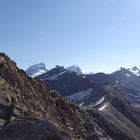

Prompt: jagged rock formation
xmin=0 ymin=53 xmax=140 ymax=140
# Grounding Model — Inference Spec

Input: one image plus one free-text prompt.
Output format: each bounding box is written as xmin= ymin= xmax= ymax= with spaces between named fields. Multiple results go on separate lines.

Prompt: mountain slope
xmin=37 ymin=65 xmax=93 ymax=96
xmin=111 ymin=67 xmax=140 ymax=104
xmin=85 ymin=68 xmax=140 ymax=105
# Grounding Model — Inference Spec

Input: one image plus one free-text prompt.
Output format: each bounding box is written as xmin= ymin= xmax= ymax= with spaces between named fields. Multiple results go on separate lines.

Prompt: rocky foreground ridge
xmin=0 ymin=53 xmax=140 ymax=140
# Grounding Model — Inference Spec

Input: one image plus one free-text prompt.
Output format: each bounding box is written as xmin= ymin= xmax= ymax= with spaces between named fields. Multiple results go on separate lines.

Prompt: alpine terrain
xmin=0 ymin=53 xmax=139 ymax=140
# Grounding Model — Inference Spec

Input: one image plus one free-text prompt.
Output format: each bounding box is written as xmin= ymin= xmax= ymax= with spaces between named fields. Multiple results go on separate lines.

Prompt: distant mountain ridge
xmin=26 ymin=63 xmax=140 ymax=105
xmin=26 ymin=64 xmax=83 ymax=78
xmin=26 ymin=63 xmax=140 ymax=78
xmin=34 ymin=65 xmax=140 ymax=106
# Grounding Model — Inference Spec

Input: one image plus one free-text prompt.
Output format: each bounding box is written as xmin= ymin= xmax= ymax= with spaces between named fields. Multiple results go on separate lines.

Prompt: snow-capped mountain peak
xmin=128 ymin=66 xmax=140 ymax=76
xmin=26 ymin=63 xmax=48 ymax=78
xmin=66 ymin=65 xmax=82 ymax=74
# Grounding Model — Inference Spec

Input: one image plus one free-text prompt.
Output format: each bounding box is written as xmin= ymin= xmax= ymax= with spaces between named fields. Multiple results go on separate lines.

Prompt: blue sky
xmin=0 ymin=0 xmax=140 ymax=73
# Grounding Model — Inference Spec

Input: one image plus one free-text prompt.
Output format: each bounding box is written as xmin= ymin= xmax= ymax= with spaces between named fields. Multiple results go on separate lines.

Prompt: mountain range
xmin=26 ymin=63 xmax=140 ymax=106
xmin=0 ymin=53 xmax=140 ymax=140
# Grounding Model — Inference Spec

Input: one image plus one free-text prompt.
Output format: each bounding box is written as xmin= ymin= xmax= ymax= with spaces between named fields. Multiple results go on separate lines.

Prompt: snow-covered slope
xmin=66 ymin=65 xmax=82 ymax=74
xmin=89 ymin=96 xmax=106 ymax=108
xmin=67 ymin=88 xmax=93 ymax=103
xmin=47 ymin=71 xmax=66 ymax=80
xmin=26 ymin=63 xmax=48 ymax=78
xmin=98 ymin=103 xmax=107 ymax=111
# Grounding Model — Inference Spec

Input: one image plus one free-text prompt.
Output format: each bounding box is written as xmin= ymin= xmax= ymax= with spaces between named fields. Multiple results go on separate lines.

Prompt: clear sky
xmin=0 ymin=0 xmax=140 ymax=73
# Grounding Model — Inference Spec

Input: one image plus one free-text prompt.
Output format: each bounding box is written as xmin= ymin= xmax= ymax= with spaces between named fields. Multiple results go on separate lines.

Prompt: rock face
xmin=0 ymin=53 xmax=140 ymax=140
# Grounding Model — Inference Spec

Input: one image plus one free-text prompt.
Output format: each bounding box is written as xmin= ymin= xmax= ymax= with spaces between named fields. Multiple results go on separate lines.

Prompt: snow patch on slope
xmin=90 ymin=96 xmax=105 ymax=107
xmin=47 ymin=71 xmax=66 ymax=80
xmin=126 ymin=73 xmax=131 ymax=77
xmin=67 ymin=88 xmax=93 ymax=102
xmin=31 ymin=69 xmax=46 ymax=78
xmin=98 ymin=103 xmax=107 ymax=111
